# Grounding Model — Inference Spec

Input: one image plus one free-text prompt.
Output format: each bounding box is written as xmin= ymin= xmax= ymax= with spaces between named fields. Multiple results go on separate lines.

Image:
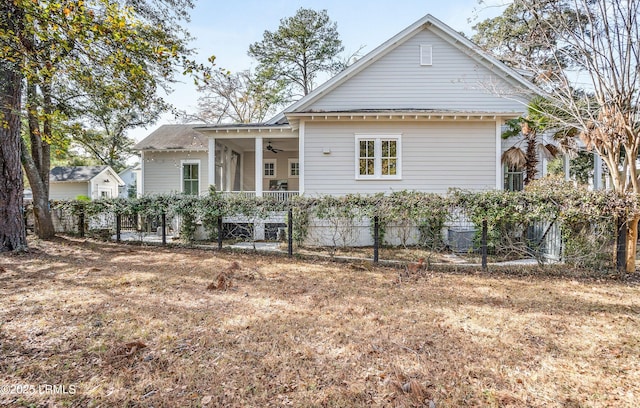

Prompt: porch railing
xmin=220 ymin=191 xmax=299 ymax=202
xmin=219 ymin=191 xmax=256 ymax=199
xmin=264 ymin=191 xmax=299 ymax=201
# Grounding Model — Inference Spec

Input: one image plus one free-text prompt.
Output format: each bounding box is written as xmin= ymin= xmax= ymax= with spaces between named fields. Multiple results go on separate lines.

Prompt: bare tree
xmin=187 ymin=69 xmax=286 ymax=124
xmin=478 ymin=0 xmax=640 ymax=271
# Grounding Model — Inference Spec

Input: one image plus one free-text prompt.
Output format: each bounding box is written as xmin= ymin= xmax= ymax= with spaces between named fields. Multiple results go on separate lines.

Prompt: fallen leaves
xmin=1 ymin=237 xmax=639 ymax=407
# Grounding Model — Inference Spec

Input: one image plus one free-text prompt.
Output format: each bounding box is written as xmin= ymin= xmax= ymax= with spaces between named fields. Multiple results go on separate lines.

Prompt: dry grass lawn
xmin=1 ymin=237 xmax=639 ymax=407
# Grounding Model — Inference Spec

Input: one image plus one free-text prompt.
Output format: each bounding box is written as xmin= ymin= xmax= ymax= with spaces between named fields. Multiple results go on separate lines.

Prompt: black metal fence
xmin=45 ymin=202 xmax=617 ymax=271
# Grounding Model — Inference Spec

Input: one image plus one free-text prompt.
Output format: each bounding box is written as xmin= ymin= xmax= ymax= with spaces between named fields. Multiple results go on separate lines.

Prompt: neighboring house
xmin=135 ymin=14 xmax=539 ymax=198
xmin=118 ymin=164 xmax=142 ymax=198
xmin=49 ymin=166 xmax=125 ymax=200
xmin=23 ymin=188 xmax=33 ymax=203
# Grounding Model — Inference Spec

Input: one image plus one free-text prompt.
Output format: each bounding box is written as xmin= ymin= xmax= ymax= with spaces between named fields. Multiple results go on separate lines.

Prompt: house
xmin=23 ymin=188 xmax=33 ymax=203
xmin=135 ymin=14 xmax=539 ymax=199
xmin=134 ymin=124 xmax=210 ymax=195
xmin=49 ymin=166 xmax=125 ymax=200
xmin=118 ymin=164 xmax=142 ymax=198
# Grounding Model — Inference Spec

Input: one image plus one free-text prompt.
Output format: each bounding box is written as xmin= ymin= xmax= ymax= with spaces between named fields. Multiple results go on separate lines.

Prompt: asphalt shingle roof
xmin=50 ymin=166 xmax=108 ymax=182
xmin=133 ymin=124 xmax=208 ymax=151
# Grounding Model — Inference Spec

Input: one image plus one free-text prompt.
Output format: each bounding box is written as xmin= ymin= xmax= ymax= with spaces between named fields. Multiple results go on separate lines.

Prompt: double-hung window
xmin=504 ymin=165 xmax=524 ymax=191
xmin=181 ymin=160 xmax=200 ymax=195
xmin=355 ymin=135 xmax=401 ymax=179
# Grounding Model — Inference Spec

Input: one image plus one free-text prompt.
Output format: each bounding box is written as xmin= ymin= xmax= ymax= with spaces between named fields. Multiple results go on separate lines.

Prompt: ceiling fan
xmin=266 ymin=141 xmax=284 ymax=154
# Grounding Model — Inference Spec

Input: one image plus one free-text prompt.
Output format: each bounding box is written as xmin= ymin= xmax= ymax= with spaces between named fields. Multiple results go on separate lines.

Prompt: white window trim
xmin=180 ymin=159 xmax=201 ymax=195
xmin=354 ymin=134 xmax=402 ymax=180
xmin=263 ymin=158 xmax=277 ymax=179
xmin=288 ymin=158 xmax=300 ymax=178
xmin=420 ymin=44 xmax=432 ymax=66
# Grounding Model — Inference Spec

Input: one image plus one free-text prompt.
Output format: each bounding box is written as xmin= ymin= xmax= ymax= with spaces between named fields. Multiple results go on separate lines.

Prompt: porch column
xmin=225 ymin=146 xmax=232 ymax=191
xmin=208 ymin=138 xmax=216 ymax=190
xmin=495 ymin=119 xmax=502 ymax=190
xmin=255 ymin=136 xmax=263 ymax=197
xmin=140 ymin=151 xmax=145 ymax=195
xmin=593 ymin=153 xmax=602 ymax=190
xmin=299 ymin=121 xmax=305 ymax=195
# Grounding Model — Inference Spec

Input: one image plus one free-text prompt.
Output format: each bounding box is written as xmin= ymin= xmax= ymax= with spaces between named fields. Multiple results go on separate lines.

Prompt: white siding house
xmin=49 ymin=166 xmax=124 ymax=200
xmin=118 ymin=165 xmax=142 ymax=198
xmin=135 ymin=14 xmax=539 ymax=198
xmin=301 ymin=120 xmax=497 ymax=195
xmin=135 ymin=125 xmax=211 ymax=196
xmin=299 ymin=27 xmax=527 ymax=112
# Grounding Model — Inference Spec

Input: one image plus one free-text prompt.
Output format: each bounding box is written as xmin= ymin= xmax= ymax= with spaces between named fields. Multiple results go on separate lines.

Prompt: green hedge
xmin=52 ymin=178 xmax=638 ymax=268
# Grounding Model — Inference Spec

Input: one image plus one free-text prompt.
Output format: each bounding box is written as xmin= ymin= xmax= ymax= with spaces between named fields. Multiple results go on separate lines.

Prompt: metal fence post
xmin=23 ymin=206 xmax=28 ymax=236
xmin=161 ymin=212 xmax=167 ymax=245
xmin=288 ymin=207 xmax=293 ymax=257
xmin=481 ymin=219 xmax=488 ymax=271
xmin=79 ymin=208 xmax=85 ymax=238
xmin=373 ymin=215 xmax=379 ymax=264
xmin=116 ymin=213 xmax=121 ymax=242
xmin=217 ymin=215 xmax=223 ymax=249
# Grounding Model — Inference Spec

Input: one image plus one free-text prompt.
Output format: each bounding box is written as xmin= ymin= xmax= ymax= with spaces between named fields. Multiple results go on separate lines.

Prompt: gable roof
xmin=133 ymin=124 xmax=208 ymax=151
xmin=50 ymin=166 xmax=109 ymax=182
xmin=267 ymin=13 xmax=539 ymax=124
xmin=118 ymin=164 xmax=141 ymax=176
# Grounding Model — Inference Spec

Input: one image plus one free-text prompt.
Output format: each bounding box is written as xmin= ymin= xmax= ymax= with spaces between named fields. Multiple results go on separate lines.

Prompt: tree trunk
xmin=0 ymin=6 xmax=27 ymax=252
xmin=23 ymin=82 xmax=55 ymax=239
xmin=624 ymin=142 xmax=640 ymax=272
xmin=626 ymin=215 xmax=639 ymax=273
xmin=524 ymin=132 xmax=538 ymax=185
xmin=0 ymin=64 xmax=28 ymax=251
xmin=21 ymin=139 xmax=55 ymax=239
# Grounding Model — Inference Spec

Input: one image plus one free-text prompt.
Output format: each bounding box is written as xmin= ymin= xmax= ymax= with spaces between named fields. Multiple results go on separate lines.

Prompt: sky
xmin=129 ymin=0 xmax=507 ymax=142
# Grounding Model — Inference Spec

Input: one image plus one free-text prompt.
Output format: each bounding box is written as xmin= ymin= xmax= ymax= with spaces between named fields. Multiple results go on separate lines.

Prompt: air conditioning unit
xmin=447 ymin=227 xmax=476 ymax=252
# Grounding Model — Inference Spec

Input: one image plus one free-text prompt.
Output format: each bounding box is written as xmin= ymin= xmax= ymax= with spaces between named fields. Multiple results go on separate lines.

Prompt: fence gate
xmin=528 ymin=221 xmax=561 ymax=261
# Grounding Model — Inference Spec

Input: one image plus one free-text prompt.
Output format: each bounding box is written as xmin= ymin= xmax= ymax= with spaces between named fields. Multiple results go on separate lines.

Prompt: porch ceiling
xmin=216 ymin=137 xmax=299 ymax=153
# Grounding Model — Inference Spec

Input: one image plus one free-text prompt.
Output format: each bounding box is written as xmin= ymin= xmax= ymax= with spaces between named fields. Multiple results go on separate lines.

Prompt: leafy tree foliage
xmin=501 ymin=98 xmax=559 ymax=186
xmin=60 ymin=68 xmax=170 ymax=171
xmin=248 ymin=8 xmax=345 ymax=98
xmin=472 ymin=0 xmax=585 ymax=79
xmin=0 ymin=0 xmax=195 ymax=244
xmin=547 ymin=151 xmax=594 ymax=185
xmin=67 ymin=128 xmax=135 ymax=172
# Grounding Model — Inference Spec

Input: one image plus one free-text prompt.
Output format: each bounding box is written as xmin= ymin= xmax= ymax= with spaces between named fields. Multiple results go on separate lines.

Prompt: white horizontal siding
xmin=303 ymin=120 xmax=496 ymax=195
xmin=90 ymin=173 xmax=121 ymax=199
xmin=50 ymin=182 xmax=89 ymax=200
xmin=308 ymin=28 xmax=528 ymax=112
xmin=143 ymin=151 xmax=209 ymax=195
xmin=243 ymin=151 xmax=255 ymax=191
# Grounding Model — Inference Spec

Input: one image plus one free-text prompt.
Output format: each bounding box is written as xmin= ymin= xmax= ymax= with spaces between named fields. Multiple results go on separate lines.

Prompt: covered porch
xmin=202 ymin=125 xmax=300 ymax=200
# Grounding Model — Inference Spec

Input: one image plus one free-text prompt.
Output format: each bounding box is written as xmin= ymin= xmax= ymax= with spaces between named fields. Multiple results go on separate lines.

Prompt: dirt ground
xmin=1 ymin=237 xmax=639 ymax=407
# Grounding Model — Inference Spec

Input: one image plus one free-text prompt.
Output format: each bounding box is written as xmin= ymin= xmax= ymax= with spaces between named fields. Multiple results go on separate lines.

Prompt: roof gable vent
xmin=420 ymin=44 xmax=432 ymax=66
